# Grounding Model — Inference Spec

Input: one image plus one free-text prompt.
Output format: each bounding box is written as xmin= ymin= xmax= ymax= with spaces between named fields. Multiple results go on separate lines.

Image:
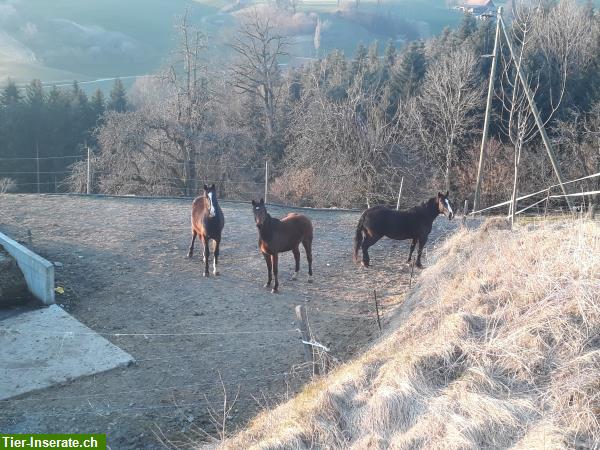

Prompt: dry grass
xmin=211 ymin=218 xmax=600 ymax=450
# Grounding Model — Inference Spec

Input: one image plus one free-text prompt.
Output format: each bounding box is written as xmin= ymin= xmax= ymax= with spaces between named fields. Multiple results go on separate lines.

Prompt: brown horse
xmin=354 ymin=191 xmax=454 ymax=269
xmin=187 ymin=184 xmax=225 ymax=276
xmin=251 ymin=198 xmax=313 ymax=293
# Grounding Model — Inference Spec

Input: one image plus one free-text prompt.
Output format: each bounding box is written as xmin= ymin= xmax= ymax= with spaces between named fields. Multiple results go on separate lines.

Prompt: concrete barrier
xmin=0 ymin=231 xmax=54 ymax=305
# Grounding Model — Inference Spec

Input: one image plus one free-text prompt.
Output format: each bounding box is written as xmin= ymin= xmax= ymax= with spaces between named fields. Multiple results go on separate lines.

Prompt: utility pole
xmin=473 ymin=7 xmax=502 ymax=212
xmin=36 ymin=140 xmax=40 ymax=194
xmin=498 ymin=15 xmax=573 ymax=213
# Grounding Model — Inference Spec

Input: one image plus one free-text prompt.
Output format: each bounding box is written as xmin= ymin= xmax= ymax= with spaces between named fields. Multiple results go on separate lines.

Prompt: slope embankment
xmin=215 ymin=218 xmax=600 ymax=449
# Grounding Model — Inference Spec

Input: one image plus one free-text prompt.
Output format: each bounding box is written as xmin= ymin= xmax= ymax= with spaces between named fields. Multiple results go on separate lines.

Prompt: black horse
xmin=354 ymin=192 xmax=454 ymax=269
xmin=187 ymin=184 xmax=225 ymax=276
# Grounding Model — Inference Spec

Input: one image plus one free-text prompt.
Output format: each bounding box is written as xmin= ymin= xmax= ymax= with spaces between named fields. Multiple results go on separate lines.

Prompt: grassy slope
xmin=215 ymin=217 xmax=600 ymax=449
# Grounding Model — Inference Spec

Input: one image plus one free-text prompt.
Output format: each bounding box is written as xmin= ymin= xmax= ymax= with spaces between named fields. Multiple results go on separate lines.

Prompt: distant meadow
xmin=1 ymin=0 xmax=465 ymax=92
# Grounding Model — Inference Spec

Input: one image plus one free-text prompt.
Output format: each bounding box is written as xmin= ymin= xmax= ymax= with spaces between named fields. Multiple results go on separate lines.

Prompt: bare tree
xmin=230 ymin=11 xmax=289 ymax=145
xmin=413 ymin=47 xmax=484 ymax=191
xmin=278 ymin=75 xmax=407 ymax=207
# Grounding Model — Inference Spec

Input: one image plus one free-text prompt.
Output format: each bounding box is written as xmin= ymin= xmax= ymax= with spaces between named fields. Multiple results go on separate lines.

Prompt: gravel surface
xmin=0 ymin=194 xmax=458 ymax=449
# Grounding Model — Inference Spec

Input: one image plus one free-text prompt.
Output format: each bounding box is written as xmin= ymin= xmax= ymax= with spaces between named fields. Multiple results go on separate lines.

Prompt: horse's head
xmin=203 ymin=184 xmax=217 ymax=217
xmin=251 ymin=198 xmax=268 ymax=227
xmin=436 ymin=191 xmax=454 ymax=220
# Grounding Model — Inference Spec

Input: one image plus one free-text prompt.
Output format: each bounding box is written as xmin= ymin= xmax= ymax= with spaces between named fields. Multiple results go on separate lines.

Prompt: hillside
xmin=215 ymin=218 xmax=600 ymax=449
xmin=1 ymin=0 xmax=461 ymax=87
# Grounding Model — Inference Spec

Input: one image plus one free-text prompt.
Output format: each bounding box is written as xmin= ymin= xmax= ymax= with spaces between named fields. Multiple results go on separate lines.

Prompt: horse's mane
xmin=405 ymin=197 xmax=437 ymax=215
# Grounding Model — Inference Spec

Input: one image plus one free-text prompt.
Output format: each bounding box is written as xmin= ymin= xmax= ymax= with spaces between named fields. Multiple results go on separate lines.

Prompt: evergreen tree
xmin=368 ymin=40 xmax=380 ymax=71
xmin=383 ymin=39 xmax=397 ymax=68
xmin=0 ymin=79 xmax=21 ymax=107
xmin=90 ymin=89 xmax=106 ymax=122
xmin=108 ymin=78 xmax=128 ymax=112
xmin=393 ymin=41 xmax=426 ymax=99
xmin=456 ymin=14 xmax=478 ymax=42
xmin=351 ymin=43 xmax=368 ymax=79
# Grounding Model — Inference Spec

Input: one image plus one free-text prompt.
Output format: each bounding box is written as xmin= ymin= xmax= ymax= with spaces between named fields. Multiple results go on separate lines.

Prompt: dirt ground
xmin=0 ymin=194 xmax=458 ymax=449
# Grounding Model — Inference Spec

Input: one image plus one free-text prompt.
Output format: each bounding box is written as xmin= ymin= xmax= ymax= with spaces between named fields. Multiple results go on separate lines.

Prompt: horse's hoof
xmin=213 ymin=271 xmax=220 ymax=276
xmin=361 ymin=261 xmax=370 ymax=268
xmin=290 ymin=273 xmax=298 ymax=281
xmin=271 ymin=288 xmax=279 ymax=294
xmin=264 ymin=283 xmax=271 ymax=289
xmin=203 ymin=272 xmax=209 ymax=277
xmin=307 ymin=276 xmax=313 ymax=284
xmin=416 ymin=263 xmax=424 ymax=269
xmin=186 ymin=253 xmax=193 ymax=259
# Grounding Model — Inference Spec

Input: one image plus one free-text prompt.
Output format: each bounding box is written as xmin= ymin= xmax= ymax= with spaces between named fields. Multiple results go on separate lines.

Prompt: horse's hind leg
xmin=213 ymin=238 xmax=221 ymax=276
xmin=187 ymin=230 xmax=197 ymax=258
xmin=361 ymin=234 xmax=381 ymax=267
xmin=416 ymin=235 xmax=428 ymax=269
xmin=263 ymin=253 xmax=272 ymax=288
xmin=202 ymin=236 xmax=210 ymax=277
xmin=271 ymin=253 xmax=279 ymax=293
xmin=291 ymin=246 xmax=300 ymax=280
xmin=301 ymin=238 xmax=313 ymax=282
xmin=407 ymin=238 xmax=417 ymax=263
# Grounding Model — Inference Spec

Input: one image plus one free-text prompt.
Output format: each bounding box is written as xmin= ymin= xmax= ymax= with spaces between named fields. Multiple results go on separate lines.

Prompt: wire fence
xmin=469 ymin=171 xmax=600 ymax=218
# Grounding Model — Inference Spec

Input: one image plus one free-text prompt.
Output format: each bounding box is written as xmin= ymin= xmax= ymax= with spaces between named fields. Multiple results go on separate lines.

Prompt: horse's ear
xmin=210 ymin=184 xmax=215 ymax=190
xmin=437 ymin=192 xmax=443 ymax=197
xmin=251 ymin=200 xmax=257 ymax=207
xmin=203 ymin=184 xmax=209 ymax=191
xmin=259 ymin=198 xmax=264 ymax=205
xmin=445 ymin=190 xmax=449 ymax=198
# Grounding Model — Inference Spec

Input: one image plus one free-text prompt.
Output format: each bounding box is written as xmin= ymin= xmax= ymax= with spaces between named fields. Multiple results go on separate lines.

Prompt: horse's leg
xmin=202 ymin=236 xmax=210 ymax=277
xmin=302 ymin=238 xmax=313 ymax=283
xmin=416 ymin=235 xmax=428 ymax=269
xmin=263 ymin=253 xmax=272 ymax=288
xmin=291 ymin=246 xmax=300 ymax=280
xmin=213 ymin=237 xmax=220 ymax=276
xmin=361 ymin=234 xmax=382 ymax=267
xmin=187 ymin=229 xmax=197 ymax=258
xmin=407 ymin=238 xmax=417 ymax=263
xmin=271 ymin=253 xmax=279 ymax=293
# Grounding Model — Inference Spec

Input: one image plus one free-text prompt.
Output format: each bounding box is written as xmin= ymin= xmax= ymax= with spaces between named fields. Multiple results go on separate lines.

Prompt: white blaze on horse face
xmin=208 ymin=192 xmax=216 ymax=216
xmin=444 ymin=199 xmax=453 ymax=216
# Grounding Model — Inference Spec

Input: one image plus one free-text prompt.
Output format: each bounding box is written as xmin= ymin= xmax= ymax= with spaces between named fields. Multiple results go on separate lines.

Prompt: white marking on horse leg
xmin=213 ymin=258 xmax=219 ymax=276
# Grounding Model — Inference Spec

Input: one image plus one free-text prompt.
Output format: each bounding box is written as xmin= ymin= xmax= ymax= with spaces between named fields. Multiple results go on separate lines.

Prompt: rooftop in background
xmin=455 ymin=0 xmax=496 ymax=18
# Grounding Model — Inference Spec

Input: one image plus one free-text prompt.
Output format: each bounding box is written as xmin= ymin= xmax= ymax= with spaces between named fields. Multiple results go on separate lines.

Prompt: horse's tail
xmin=353 ymin=210 xmax=368 ymax=262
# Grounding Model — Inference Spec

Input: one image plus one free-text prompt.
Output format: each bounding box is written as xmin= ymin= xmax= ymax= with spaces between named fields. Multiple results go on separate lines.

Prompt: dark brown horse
xmin=187 ymin=184 xmax=225 ymax=276
xmin=251 ymin=198 xmax=313 ymax=293
xmin=354 ymin=192 xmax=454 ymax=269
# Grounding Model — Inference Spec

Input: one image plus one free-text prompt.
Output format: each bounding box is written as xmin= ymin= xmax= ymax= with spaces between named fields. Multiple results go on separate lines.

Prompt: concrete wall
xmin=0 ymin=231 xmax=54 ymax=305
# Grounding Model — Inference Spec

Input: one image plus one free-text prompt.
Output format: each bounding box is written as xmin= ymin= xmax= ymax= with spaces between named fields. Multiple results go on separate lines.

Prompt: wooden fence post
xmin=461 ymin=200 xmax=469 ymax=227
xmin=374 ymin=289 xmax=382 ymax=332
xmin=396 ymin=177 xmax=404 ymax=210
xmin=86 ymin=146 xmax=92 ymax=195
xmin=295 ymin=305 xmax=319 ymax=376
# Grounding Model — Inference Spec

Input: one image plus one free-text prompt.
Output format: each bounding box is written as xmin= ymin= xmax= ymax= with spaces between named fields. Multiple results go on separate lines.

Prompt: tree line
xmin=0 ymin=79 xmax=127 ymax=193
xmin=1 ymin=0 xmax=599 ymax=209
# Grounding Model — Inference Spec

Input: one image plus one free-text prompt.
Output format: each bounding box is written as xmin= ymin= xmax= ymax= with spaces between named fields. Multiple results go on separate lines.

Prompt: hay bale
xmin=0 ymin=247 xmax=30 ymax=307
